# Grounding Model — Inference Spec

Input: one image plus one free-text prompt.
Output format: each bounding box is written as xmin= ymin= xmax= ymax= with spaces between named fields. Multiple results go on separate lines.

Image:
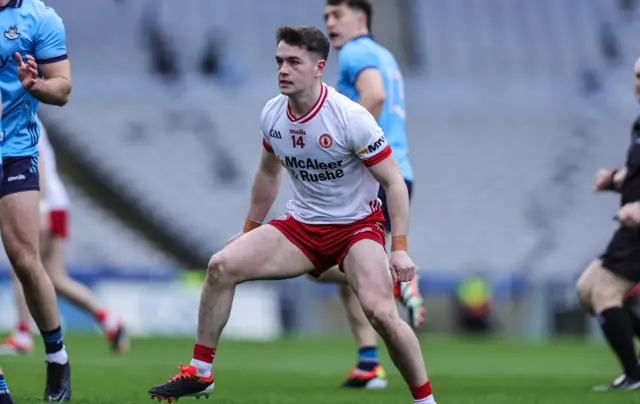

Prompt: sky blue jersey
xmin=337 ymin=35 xmax=413 ymax=181
xmin=0 ymin=0 xmax=67 ymax=157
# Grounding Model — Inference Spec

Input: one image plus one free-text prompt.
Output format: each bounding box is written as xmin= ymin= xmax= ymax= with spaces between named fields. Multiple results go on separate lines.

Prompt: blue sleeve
xmin=339 ymin=44 xmax=380 ymax=85
xmin=34 ymin=8 xmax=68 ymax=64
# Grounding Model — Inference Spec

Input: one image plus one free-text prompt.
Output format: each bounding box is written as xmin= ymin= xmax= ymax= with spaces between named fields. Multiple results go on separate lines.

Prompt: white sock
xmin=190 ymin=358 xmax=212 ymax=377
xmin=414 ymin=395 xmax=436 ymax=404
xmin=47 ymin=346 xmax=68 ymax=365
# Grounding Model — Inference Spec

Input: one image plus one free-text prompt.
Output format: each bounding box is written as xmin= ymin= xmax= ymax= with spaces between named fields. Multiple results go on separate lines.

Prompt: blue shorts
xmin=0 ymin=156 xmax=40 ymax=198
xmin=377 ymin=179 xmax=413 ymax=232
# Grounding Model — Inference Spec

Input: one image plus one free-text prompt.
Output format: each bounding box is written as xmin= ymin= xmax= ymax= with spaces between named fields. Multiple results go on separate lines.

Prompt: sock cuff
xmin=193 ymin=344 xmax=216 ymax=364
xmin=41 ymin=326 xmax=62 ymax=343
xmin=410 ymin=381 xmax=432 ymax=400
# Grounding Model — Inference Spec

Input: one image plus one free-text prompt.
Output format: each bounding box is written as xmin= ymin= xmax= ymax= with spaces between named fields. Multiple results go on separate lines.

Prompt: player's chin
xmin=278 ymin=84 xmax=296 ymax=95
xmin=332 ymin=41 xmax=344 ymax=50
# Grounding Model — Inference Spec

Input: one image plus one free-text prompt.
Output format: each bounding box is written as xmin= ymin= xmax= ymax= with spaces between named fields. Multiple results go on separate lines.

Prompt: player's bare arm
xmin=367 ymin=155 xmax=415 ymax=283
xmin=15 ymin=54 xmax=71 ymax=106
xmin=368 ymin=155 xmax=409 ymax=235
xmin=356 ymin=68 xmax=386 ymax=120
xmin=243 ymin=148 xmax=283 ymax=228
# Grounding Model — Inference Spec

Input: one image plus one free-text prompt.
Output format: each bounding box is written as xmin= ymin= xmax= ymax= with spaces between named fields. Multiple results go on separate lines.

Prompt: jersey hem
xmin=288 ymin=210 xmax=373 ymax=225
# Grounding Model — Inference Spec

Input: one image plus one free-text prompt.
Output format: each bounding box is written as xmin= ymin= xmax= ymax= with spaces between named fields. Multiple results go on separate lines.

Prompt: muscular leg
xmin=343 ymin=240 xmax=434 ymax=402
xmin=577 ymin=259 xmax=640 ymax=385
xmin=0 ymin=192 xmax=59 ymax=332
xmin=0 ymin=190 xmax=69 ymax=400
xmin=313 ymin=266 xmax=379 ymax=351
xmin=196 ymin=225 xmax=315 ymax=349
xmin=148 ymin=225 xmax=318 ymax=399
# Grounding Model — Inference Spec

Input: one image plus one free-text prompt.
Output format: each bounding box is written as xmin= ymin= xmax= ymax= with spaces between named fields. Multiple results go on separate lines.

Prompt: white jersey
xmin=38 ymin=126 xmax=70 ymax=210
xmin=261 ymin=84 xmax=392 ymax=224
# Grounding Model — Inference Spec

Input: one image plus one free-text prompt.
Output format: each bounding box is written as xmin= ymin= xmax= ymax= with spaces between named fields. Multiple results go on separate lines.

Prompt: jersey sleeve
xmin=340 ymin=44 xmax=380 ymax=85
xmin=260 ymin=104 xmax=274 ymax=154
xmin=348 ymin=108 xmax=392 ymax=167
xmin=34 ymin=8 xmax=68 ymax=64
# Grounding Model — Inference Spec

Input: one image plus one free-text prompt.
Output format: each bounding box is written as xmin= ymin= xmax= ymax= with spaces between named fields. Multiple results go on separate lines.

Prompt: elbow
xmin=56 ymin=86 xmax=72 ymax=106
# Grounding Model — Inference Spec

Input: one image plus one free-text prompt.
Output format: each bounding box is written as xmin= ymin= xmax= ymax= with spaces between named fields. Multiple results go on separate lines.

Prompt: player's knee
xmin=360 ymin=295 xmax=397 ymax=331
xmin=592 ymin=283 xmax=625 ymax=312
xmin=206 ymin=252 xmax=241 ymax=285
xmin=9 ymin=250 xmax=40 ymax=279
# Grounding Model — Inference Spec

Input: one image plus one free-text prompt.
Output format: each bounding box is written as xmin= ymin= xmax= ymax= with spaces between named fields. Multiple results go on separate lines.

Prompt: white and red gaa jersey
xmin=38 ymin=125 xmax=70 ymax=210
xmin=261 ymin=83 xmax=392 ymax=224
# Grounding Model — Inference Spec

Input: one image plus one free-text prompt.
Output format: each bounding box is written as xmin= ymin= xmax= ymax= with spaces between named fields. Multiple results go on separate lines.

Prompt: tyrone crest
xmin=4 ymin=25 xmax=19 ymax=40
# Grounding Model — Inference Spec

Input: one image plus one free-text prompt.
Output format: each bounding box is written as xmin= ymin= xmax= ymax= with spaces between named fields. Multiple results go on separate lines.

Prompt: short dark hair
xmin=326 ymin=0 xmax=373 ymax=32
xmin=275 ymin=26 xmax=330 ymax=61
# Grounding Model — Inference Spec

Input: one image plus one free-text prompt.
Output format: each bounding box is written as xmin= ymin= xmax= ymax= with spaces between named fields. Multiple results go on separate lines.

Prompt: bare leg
xmin=0 ymin=192 xmax=59 ymax=331
xmin=42 ymin=234 xmax=102 ymax=315
xmin=343 ymin=239 xmax=429 ymax=389
xmin=10 ymin=270 xmax=31 ymax=329
xmin=577 ymin=259 xmax=640 ymax=386
xmin=148 ymin=224 xmax=318 ymax=400
xmin=197 ymin=225 xmax=315 ymax=348
xmin=313 ymin=267 xmax=378 ymax=349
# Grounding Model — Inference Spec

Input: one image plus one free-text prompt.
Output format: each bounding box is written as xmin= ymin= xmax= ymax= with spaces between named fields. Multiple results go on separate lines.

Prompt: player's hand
xmin=15 ymin=53 xmax=39 ymax=91
xmin=226 ymin=232 xmax=245 ymax=245
xmin=389 ymin=250 xmax=415 ymax=283
xmin=617 ymin=202 xmax=640 ymax=228
xmin=593 ymin=169 xmax=617 ymax=192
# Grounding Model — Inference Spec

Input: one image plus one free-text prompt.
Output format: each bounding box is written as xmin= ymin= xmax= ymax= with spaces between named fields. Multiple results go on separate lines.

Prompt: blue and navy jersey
xmin=0 ymin=0 xmax=67 ymax=157
xmin=337 ymin=35 xmax=413 ymax=181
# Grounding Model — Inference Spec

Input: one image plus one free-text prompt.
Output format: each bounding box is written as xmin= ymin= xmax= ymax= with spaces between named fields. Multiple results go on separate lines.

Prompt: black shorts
xmin=377 ymin=179 xmax=413 ymax=232
xmin=600 ymin=226 xmax=640 ymax=282
xmin=0 ymin=156 xmax=40 ymax=198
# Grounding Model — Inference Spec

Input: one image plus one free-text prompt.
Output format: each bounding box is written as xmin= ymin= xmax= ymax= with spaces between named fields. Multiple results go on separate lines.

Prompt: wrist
xmin=242 ymin=218 xmax=262 ymax=233
xmin=606 ymin=169 xmax=620 ymax=191
xmin=391 ymin=234 xmax=408 ymax=252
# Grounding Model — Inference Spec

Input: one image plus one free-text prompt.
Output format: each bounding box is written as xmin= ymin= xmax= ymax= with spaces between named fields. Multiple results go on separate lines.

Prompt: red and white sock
xmin=96 ymin=310 xmax=120 ymax=334
xmin=411 ymin=381 xmax=436 ymax=403
xmin=190 ymin=344 xmax=215 ymax=378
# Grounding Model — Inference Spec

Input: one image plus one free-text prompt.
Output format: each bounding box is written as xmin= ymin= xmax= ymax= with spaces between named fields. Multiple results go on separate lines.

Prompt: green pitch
xmin=1 ymin=333 xmax=639 ymax=403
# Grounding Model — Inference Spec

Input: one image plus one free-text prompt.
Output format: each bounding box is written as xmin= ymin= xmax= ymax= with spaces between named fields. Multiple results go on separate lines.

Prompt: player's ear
xmin=315 ymin=59 xmax=326 ymax=78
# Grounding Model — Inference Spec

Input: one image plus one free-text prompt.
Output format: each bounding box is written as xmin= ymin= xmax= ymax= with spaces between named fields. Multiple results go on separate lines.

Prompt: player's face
xmin=635 ymin=58 xmax=640 ymax=103
xmin=324 ymin=4 xmax=364 ymax=49
xmin=276 ymin=41 xmax=325 ymax=95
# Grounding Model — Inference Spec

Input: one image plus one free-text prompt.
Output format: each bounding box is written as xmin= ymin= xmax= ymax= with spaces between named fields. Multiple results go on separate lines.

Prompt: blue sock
xmin=41 ymin=326 xmax=64 ymax=354
xmin=0 ymin=374 xmax=8 ymax=393
xmin=357 ymin=346 xmax=379 ymax=371
xmin=0 ymin=374 xmax=13 ymax=404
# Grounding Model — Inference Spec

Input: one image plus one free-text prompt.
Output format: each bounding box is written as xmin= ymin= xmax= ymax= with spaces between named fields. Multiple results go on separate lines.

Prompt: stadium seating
xmin=37 ymin=0 xmax=640 ymax=283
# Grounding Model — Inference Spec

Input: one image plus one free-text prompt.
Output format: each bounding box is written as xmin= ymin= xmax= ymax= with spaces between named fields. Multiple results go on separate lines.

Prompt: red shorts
xmin=47 ymin=210 xmax=69 ymax=239
xmin=268 ymin=210 xmax=386 ymax=278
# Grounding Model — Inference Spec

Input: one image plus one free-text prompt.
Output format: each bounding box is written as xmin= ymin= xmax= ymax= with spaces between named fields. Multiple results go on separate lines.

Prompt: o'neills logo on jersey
xmin=281 ymin=156 xmax=344 ymax=182
xmin=289 ymin=129 xmax=306 ymax=135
